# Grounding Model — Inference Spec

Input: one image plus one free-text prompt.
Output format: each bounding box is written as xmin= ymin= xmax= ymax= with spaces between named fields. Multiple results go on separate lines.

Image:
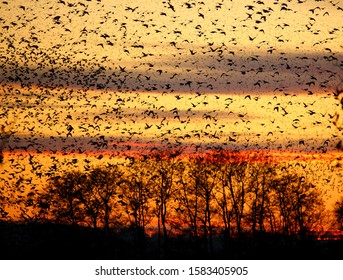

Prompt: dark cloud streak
xmin=1 ymin=50 xmax=342 ymax=94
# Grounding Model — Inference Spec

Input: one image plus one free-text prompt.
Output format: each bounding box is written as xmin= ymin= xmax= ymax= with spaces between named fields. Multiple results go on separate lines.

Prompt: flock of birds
xmin=0 ymin=0 xmax=342 ymax=208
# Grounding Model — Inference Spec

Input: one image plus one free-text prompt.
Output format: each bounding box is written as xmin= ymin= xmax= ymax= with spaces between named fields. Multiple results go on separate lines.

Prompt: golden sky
xmin=0 ymin=0 xmax=343 ymax=214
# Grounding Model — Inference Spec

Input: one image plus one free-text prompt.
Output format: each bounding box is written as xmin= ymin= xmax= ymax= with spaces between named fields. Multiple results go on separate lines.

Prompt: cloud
xmin=1 ymin=50 xmax=341 ymax=94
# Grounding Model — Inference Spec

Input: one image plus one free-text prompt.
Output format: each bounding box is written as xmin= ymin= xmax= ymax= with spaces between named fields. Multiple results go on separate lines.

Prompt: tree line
xmin=13 ymin=149 xmax=331 ymax=256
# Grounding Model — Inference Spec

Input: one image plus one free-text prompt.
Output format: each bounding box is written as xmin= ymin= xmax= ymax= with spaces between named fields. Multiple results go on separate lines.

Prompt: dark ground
xmin=0 ymin=221 xmax=342 ymax=260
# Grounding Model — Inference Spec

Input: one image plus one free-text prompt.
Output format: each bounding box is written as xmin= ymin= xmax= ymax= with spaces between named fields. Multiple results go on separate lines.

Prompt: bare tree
xmin=213 ymin=151 xmax=233 ymax=248
xmin=334 ymin=197 xmax=343 ymax=230
xmin=78 ymin=174 xmax=103 ymax=229
xmin=199 ymin=157 xmax=219 ymax=253
xmin=36 ymin=166 xmax=123 ymax=231
xmin=270 ymin=172 xmax=324 ymax=237
xmin=246 ymin=160 xmax=276 ymax=236
xmin=119 ymin=158 xmax=154 ymax=251
xmin=227 ymin=160 xmax=249 ymax=238
xmin=38 ymin=171 xmax=86 ymax=226
xmin=87 ymin=166 xmax=123 ymax=231
xmin=149 ymin=149 xmax=184 ymax=257
xmin=178 ymin=161 xmax=200 ymax=239
xmin=178 ymin=153 xmax=219 ymax=253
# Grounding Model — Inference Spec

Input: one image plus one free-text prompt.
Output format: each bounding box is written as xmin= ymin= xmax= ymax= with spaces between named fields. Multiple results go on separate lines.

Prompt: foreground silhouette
xmin=2 ymin=150 xmax=342 ymax=259
xmin=1 ymin=220 xmax=343 ymax=260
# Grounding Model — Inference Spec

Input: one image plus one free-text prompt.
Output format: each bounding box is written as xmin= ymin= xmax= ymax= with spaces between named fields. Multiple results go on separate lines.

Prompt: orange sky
xmin=0 ymin=0 xmax=343 ymax=217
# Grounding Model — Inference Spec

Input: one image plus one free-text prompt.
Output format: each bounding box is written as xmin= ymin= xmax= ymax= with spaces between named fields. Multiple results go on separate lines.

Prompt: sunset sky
xmin=0 ymin=0 xmax=343 ymax=215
